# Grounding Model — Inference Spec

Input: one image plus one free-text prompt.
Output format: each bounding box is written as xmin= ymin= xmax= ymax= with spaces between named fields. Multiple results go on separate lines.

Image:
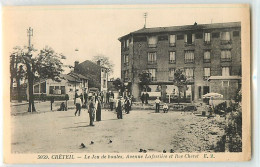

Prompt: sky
xmin=3 ymin=4 xmax=247 ymax=79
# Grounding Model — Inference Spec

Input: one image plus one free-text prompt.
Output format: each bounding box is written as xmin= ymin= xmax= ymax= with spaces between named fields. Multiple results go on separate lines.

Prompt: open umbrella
xmin=202 ymin=92 xmax=223 ymax=99
xmin=203 ymin=92 xmax=223 ymax=107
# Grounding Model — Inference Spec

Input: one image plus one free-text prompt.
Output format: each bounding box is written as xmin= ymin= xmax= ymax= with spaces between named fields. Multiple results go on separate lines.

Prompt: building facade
xmin=118 ymin=22 xmax=241 ymax=102
xmin=31 ymin=73 xmax=88 ymax=100
xmin=74 ymin=60 xmax=109 ymax=92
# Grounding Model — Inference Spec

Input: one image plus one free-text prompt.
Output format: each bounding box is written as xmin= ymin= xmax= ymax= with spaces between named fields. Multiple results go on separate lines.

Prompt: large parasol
xmin=203 ymin=92 xmax=223 ymax=107
xmin=203 ymin=92 xmax=223 ymax=99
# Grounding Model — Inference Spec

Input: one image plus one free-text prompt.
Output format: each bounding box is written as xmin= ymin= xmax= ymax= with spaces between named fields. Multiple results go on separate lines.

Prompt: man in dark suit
xmin=145 ymin=92 xmax=149 ymax=104
xmin=117 ymin=98 xmax=123 ymax=119
xmin=88 ymin=98 xmax=95 ymax=126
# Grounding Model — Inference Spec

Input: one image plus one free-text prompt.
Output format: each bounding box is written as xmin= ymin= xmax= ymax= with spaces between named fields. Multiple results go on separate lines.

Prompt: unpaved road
xmin=11 ymin=109 xmax=225 ymax=153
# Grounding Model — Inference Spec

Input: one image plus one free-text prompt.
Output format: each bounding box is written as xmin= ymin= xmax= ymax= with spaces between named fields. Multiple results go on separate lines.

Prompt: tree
xmin=92 ymin=55 xmax=114 ymax=76
xmin=139 ymin=70 xmax=152 ymax=92
xmin=10 ymin=52 xmax=26 ymax=102
xmin=172 ymin=69 xmax=187 ymax=104
xmin=11 ymin=46 xmax=64 ymax=112
xmin=113 ymin=78 xmax=124 ymax=95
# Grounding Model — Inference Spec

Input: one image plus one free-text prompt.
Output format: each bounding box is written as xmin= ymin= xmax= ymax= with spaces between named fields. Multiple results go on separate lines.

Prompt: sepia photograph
xmin=2 ymin=4 xmax=251 ymax=163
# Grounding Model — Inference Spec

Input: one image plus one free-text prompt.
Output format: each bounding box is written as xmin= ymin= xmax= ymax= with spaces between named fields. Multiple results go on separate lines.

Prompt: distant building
xmin=118 ymin=22 xmax=241 ymax=102
xmin=73 ymin=60 xmax=109 ymax=93
xmin=31 ymin=73 xmax=88 ymax=100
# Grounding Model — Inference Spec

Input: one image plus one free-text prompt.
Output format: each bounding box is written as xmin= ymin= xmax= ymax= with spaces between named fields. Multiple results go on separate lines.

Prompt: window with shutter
xmin=184 ymin=50 xmax=195 ymax=63
xmin=169 ymin=35 xmax=176 ymax=46
xmin=169 ymin=51 xmax=176 ymax=64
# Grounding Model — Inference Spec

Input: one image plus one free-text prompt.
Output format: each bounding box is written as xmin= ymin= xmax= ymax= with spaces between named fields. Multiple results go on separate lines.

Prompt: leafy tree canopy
xmin=92 ymin=54 xmax=114 ymax=76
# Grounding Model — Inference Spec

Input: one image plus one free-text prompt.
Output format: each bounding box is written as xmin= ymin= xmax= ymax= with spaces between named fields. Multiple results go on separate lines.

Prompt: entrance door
xmin=203 ymin=86 xmax=209 ymax=95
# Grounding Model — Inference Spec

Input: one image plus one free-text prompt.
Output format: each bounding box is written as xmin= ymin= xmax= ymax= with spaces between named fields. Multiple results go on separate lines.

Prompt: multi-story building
xmin=118 ymin=22 xmax=241 ymax=102
xmin=74 ymin=60 xmax=109 ymax=93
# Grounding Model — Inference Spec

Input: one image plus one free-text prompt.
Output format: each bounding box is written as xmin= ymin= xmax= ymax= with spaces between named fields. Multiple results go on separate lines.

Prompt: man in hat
xmin=145 ymin=92 xmax=149 ymax=104
xmin=125 ymin=97 xmax=131 ymax=114
xmin=155 ymin=97 xmax=161 ymax=113
xmin=141 ymin=93 xmax=145 ymax=105
xmin=75 ymin=95 xmax=82 ymax=116
xmin=116 ymin=97 xmax=123 ymax=119
xmin=109 ymin=96 xmax=114 ymax=111
xmin=88 ymin=97 xmax=95 ymax=126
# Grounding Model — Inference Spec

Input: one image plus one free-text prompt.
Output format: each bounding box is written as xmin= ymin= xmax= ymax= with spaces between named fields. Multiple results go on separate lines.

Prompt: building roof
xmin=74 ymin=60 xmax=104 ymax=89
xmin=60 ymin=74 xmax=81 ymax=83
xmin=118 ymin=22 xmax=241 ymax=40
xmin=68 ymin=72 xmax=89 ymax=80
xmin=208 ymin=76 xmax=241 ymax=81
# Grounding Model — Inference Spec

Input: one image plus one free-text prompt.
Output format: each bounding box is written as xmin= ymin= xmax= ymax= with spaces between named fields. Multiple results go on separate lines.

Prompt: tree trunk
xmin=10 ymin=77 xmax=13 ymax=102
xmin=17 ymin=65 xmax=23 ymax=103
xmin=178 ymin=88 xmax=180 ymax=105
xmin=17 ymin=76 xmax=21 ymax=102
xmin=26 ymin=63 xmax=36 ymax=112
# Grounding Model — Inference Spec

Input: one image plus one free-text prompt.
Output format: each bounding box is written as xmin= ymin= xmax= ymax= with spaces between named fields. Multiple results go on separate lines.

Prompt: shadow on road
xmin=58 ymin=116 xmax=76 ymax=118
xmin=63 ymin=125 xmax=91 ymax=129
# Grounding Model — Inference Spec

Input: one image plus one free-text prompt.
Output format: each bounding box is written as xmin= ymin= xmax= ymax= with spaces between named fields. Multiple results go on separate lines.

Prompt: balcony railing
xmin=203 ymin=59 xmax=211 ymax=63
xmin=204 ymin=41 xmax=211 ymax=45
xmin=185 ymin=59 xmax=194 ymax=63
xmin=169 ymin=43 xmax=176 ymax=47
xmin=148 ymin=61 xmax=157 ymax=65
xmin=169 ymin=60 xmax=176 ymax=64
xmin=148 ymin=44 xmax=157 ymax=48
xmin=184 ymin=42 xmax=195 ymax=46
xmin=221 ymin=58 xmax=232 ymax=62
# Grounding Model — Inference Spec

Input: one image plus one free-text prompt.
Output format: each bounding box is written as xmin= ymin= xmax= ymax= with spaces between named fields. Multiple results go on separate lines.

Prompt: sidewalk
xmin=11 ymin=100 xmax=76 ymax=115
xmin=11 ymin=100 xmax=29 ymax=106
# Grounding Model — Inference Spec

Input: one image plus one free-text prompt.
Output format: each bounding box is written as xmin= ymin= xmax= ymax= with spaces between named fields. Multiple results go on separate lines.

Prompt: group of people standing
xmin=74 ymin=91 xmax=133 ymax=126
xmin=115 ymin=96 xmax=132 ymax=119
xmin=87 ymin=96 xmax=102 ymax=126
xmin=74 ymin=94 xmax=102 ymax=126
xmin=140 ymin=92 xmax=150 ymax=105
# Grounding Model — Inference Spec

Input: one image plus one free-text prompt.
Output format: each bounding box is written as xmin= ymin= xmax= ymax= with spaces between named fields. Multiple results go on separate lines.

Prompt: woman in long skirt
xmin=96 ymin=97 xmax=102 ymax=121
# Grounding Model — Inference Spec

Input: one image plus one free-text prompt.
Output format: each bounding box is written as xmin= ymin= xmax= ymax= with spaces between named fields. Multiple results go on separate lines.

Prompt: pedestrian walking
xmin=116 ymin=97 xmax=123 ymax=119
xmin=84 ymin=92 xmax=88 ymax=106
xmin=111 ymin=91 xmax=114 ymax=99
xmin=145 ymin=92 xmax=149 ymax=104
xmin=50 ymin=96 xmax=55 ymax=111
xmin=80 ymin=93 xmax=83 ymax=103
xmin=109 ymin=96 xmax=114 ymax=111
xmin=74 ymin=91 xmax=79 ymax=104
xmin=96 ymin=97 xmax=102 ymax=121
xmin=141 ymin=93 xmax=145 ymax=104
xmin=74 ymin=95 xmax=82 ymax=116
xmin=155 ymin=97 xmax=161 ymax=113
xmin=129 ymin=95 xmax=133 ymax=111
xmin=106 ymin=91 xmax=110 ymax=103
xmin=100 ymin=91 xmax=104 ymax=104
xmin=88 ymin=98 xmax=95 ymax=126
xmin=125 ymin=97 xmax=130 ymax=114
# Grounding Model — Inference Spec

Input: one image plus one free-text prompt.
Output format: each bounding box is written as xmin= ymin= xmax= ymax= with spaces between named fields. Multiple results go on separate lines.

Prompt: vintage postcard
xmin=2 ymin=4 xmax=251 ymax=163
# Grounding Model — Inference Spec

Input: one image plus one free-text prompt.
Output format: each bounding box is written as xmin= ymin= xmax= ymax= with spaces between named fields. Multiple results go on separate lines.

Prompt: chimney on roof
xmin=97 ymin=60 xmax=101 ymax=66
xmin=74 ymin=61 xmax=79 ymax=68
